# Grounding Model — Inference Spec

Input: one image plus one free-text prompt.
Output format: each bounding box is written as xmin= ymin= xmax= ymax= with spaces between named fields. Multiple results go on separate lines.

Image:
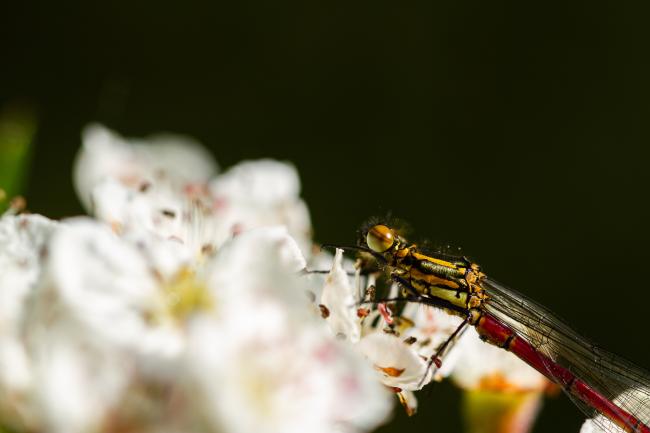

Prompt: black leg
xmin=391 ymin=273 xmax=422 ymax=298
xmin=418 ymin=314 xmax=471 ymax=389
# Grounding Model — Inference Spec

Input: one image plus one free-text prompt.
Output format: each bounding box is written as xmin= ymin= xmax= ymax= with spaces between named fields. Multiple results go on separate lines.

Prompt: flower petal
xmin=357 ymin=332 xmax=431 ymax=390
xmin=74 ymin=124 xmax=216 ymax=210
xmin=320 ymin=249 xmax=361 ymax=342
xmin=209 ymin=159 xmax=312 ymax=254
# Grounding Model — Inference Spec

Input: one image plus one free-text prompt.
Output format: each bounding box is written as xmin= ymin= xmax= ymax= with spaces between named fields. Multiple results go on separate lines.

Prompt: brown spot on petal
xmin=318 ymin=304 xmax=330 ymax=319
xmin=378 ymin=366 xmax=405 ymax=377
xmin=403 ymin=336 xmax=417 ymax=345
xmin=357 ymin=307 xmax=370 ymax=318
xmin=110 ymin=221 xmax=123 ymax=234
xmin=161 ymin=209 xmax=176 ymax=218
xmin=364 ymin=284 xmax=376 ymax=301
xmin=231 ymin=223 xmax=244 ymax=236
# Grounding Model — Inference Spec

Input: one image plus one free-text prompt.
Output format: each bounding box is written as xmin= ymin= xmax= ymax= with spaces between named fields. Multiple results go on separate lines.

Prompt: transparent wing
xmin=481 ymin=277 xmax=650 ymax=433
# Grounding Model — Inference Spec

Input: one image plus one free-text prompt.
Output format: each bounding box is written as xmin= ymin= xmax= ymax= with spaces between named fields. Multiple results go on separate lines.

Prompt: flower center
xmin=162 ymin=267 xmax=213 ymax=320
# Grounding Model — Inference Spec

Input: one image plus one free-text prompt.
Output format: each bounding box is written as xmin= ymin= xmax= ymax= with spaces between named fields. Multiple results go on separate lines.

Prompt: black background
xmin=2 ymin=1 xmax=650 ymax=432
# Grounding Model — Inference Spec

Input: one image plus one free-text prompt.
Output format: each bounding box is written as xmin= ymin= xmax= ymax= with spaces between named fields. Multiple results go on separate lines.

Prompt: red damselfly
xmin=328 ymin=223 xmax=650 ymax=433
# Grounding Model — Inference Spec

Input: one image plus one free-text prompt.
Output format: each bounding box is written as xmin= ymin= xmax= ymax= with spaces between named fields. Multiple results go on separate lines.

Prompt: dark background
xmin=2 ymin=1 xmax=650 ymax=432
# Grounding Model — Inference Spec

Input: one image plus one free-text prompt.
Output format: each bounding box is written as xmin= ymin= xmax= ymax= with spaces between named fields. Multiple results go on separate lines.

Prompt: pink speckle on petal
xmin=341 ymin=374 xmax=360 ymax=394
xmin=231 ymin=223 xmax=244 ymax=236
xmin=314 ymin=343 xmax=337 ymax=364
xmin=212 ymin=196 xmax=229 ymax=211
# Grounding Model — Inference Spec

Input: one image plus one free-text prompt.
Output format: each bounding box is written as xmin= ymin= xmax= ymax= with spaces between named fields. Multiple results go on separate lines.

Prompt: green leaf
xmin=0 ymin=103 xmax=37 ymax=212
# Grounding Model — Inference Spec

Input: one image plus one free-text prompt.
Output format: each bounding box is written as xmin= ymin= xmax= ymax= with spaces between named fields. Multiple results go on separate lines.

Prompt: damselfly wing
xmin=482 ymin=277 xmax=650 ymax=433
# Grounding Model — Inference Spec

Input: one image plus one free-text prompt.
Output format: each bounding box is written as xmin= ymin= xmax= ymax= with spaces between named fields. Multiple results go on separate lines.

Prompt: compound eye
xmin=366 ymin=224 xmax=395 ymax=252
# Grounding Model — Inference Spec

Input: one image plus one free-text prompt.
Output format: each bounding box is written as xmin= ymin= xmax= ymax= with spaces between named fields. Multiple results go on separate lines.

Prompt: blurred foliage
xmin=462 ymin=390 xmax=543 ymax=433
xmin=0 ymin=103 xmax=36 ymax=212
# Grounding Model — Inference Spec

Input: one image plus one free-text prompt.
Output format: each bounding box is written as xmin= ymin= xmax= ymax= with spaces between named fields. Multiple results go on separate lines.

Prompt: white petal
xmin=131 ymin=132 xmax=217 ymax=185
xmin=451 ymin=327 xmax=547 ymax=391
xmin=74 ymin=124 xmax=134 ymax=209
xmin=91 ymin=178 xmax=220 ymax=259
xmin=74 ymin=124 xmax=217 ymax=210
xmin=207 ymin=226 xmax=308 ymax=306
xmin=579 ymin=417 xmax=608 ymax=433
xmin=29 ymin=322 xmax=131 ymax=433
xmin=210 ymin=159 xmax=300 ymax=205
xmin=0 ymin=214 xmax=57 ymax=416
xmin=320 ymin=249 xmax=361 ymax=342
xmin=0 ymin=214 xmax=57 ymax=327
xmin=400 ymin=304 xmax=466 ymax=379
xmin=187 ymin=312 xmax=391 ymax=433
xmin=41 ymin=218 xmax=184 ymax=360
xmin=208 ymin=159 xmax=312 ymax=254
xmin=356 ymin=332 xmax=431 ymax=390
xmin=91 ymin=179 xmax=185 ymax=238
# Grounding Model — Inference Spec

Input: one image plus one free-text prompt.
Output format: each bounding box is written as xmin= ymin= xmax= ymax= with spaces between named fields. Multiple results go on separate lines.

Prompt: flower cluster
xmin=0 ymin=124 xmax=553 ymax=433
xmin=0 ymin=125 xmax=390 ymax=433
xmin=318 ymin=249 xmax=549 ymax=421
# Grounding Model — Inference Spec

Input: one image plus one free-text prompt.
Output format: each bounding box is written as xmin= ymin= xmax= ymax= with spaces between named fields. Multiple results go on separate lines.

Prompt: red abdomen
xmin=474 ymin=312 xmax=650 ymax=433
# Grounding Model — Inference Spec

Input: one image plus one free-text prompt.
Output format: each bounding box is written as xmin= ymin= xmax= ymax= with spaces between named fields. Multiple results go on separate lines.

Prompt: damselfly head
xmin=366 ymin=224 xmax=396 ymax=253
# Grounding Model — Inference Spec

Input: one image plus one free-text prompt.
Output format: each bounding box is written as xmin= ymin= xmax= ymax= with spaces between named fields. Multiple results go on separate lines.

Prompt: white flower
xmin=315 ymin=249 xmax=437 ymax=415
xmin=186 ymin=229 xmax=392 ymax=433
xmin=12 ymin=218 xmax=193 ymax=433
xmin=35 ymin=218 xmax=186 ymax=363
xmin=317 ymin=250 xmax=431 ymax=388
xmin=74 ymin=124 xmax=217 ymax=210
xmin=187 ymin=317 xmax=391 ymax=433
xmin=209 ymin=159 xmax=312 ymax=255
xmin=0 ymin=124 xmax=399 ymax=433
xmin=75 ymin=126 xmax=311 ymax=261
xmin=0 ymin=213 xmax=57 ymax=429
xmin=9 ymin=217 xmax=391 ymax=433
xmin=357 ymin=332 xmax=432 ymax=391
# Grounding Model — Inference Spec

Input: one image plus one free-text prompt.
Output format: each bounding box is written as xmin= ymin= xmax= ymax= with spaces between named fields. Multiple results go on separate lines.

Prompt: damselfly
xmin=328 ymin=223 xmax=650 ymax=433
